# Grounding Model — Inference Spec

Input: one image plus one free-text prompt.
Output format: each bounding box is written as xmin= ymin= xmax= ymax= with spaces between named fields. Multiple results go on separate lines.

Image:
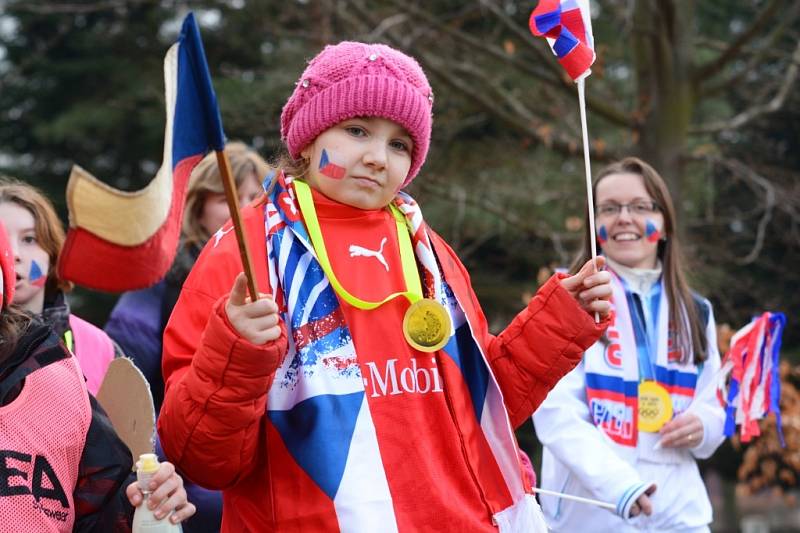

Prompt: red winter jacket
xmin=158 ymin=201 xmax=608 ymax=531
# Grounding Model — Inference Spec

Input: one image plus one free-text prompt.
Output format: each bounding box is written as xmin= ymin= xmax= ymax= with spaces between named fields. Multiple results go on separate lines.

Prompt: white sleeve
xmin=686 ymin=303 xmax=727 ymax=459
xmin=532 ymin=359 xmax=646 ymax=515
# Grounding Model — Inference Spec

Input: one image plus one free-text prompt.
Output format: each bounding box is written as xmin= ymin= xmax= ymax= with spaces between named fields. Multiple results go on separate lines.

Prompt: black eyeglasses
xmin=596 ymin=201 xmax=660 ymax=217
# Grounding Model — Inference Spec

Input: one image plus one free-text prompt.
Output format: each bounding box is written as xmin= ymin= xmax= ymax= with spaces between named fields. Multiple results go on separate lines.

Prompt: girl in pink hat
xmin=159 ymin=41 xmax=612 ymax=532
xmin=0 ymin=221 xmax=196 ymax=531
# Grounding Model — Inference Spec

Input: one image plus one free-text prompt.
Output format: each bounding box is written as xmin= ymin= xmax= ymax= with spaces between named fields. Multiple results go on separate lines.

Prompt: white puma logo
xmin=349 ymin=237 xmax=389 ymax=271
xmin=213 ymin=226 xmax=234 ymax=248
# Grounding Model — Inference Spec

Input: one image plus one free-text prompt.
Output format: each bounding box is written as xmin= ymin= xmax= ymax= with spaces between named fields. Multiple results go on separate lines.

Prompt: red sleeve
xmin=429 ymin=231 xmax=608 ymax=429
xmin=487 ymin=273 xmax=609 ymax=428
xmin=157 ymin=205 xmax=287 ymax=489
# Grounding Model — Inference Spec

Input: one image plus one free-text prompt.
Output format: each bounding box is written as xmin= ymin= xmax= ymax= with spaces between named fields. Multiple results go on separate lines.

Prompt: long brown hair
xmin=263 ymin=150 xmax=310 ymax=197
xmin=571 ymin=157 xmax=708 ymax=364
xmin=182 ymin=141 xmax=271 ymax=248
xmin=0 ymin=306 xmax=33 ymax=364
xmin=0 ymin=178 xmax=73 ymax=298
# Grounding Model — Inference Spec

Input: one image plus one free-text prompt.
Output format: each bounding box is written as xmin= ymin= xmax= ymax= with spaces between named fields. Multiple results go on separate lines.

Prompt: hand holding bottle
xmin=127 ymin=454 xmax=195 ymax=530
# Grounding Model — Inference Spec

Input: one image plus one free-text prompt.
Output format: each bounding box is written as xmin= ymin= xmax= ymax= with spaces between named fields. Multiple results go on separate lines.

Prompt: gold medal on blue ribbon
xmin=403 ymin=299 xmax=451 ymax=352
xmin=637 ymin=381 xmax=673 ymax=432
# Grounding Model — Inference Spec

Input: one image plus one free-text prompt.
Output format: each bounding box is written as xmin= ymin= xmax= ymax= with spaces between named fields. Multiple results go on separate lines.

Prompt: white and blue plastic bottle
xmin=132 ymin=453 xmax=182 ymax=532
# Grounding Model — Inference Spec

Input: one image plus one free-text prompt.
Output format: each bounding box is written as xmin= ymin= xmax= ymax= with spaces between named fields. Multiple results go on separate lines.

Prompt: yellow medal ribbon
xmin=637 ymin=380 xmax=673 ymax=432
xmin=293 ymin=180 xmax=451 ymax=352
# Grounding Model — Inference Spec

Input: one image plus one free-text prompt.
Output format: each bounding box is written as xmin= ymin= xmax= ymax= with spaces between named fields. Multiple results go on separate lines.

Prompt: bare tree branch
xmin=691 ymin=40 xmax=800 ymax=134
xmin=385 ymin=0 xmax=558 ymax=85
xmin=706 ymin=157 xmax=777 ymax=265
xmin=416 ymin=175 xmax=559 ymax=243
xmin=476 ymin=0 xmax=634 ymax=127
xmin=698 ymin=3 xmax=800 ymax=97
xmin=694 ymin=0 xmax=784 ymax=82
xmin=372 ymin=0 xmax=634 ymax=128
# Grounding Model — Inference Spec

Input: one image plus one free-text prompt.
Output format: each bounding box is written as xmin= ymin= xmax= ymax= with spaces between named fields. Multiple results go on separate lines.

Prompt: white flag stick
xmin=531 ymin=487 xmax=616 ymax=510
xmin=577 ymin=77 xmax=599 ymax=322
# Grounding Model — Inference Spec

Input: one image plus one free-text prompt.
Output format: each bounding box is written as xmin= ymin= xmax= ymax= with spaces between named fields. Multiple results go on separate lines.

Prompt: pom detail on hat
xmin=281 ymin=41 xmax=433 ymax=186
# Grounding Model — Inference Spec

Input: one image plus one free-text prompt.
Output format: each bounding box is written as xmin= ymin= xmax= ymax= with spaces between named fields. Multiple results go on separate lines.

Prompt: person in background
xmin=0 ymin=220 xmax=196 ymax=531
xmin=533 ymin=157 xmax=725 ymax=532
xmin=105 ymin=141 xmax=268 ymax=414
xmin=104 ymin=141 xmax=268 ymax=533
xmin=0 ymin=178 xmax=119 ymax=395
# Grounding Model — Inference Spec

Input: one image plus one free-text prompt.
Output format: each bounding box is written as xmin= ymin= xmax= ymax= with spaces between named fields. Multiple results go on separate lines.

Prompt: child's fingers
xmin=586 ymin=300 xmax=612 ymax=317
xmin=240 ymin=296 xmax=279 ymax=319
xmin=170 ymin=502 xmax=197 ymax=524
xmin=146 ymin=461 xmax=176 ymax=488
xmin=247 ymin=313 xmax=281 ymax=333
xmin=562 ymin=257 xmax=606 ymax=293
xmin=248 ymin=324 xmax=283 ymax=346
xmin=228 ymin=273 xmax=249 ymax=307
xmin=125 ymin=481 xmax=142 ymax=506
xmin=578 ymin=284 xmax=612 ymax=303
xmin=593 ymin=255 xmax=606 ymax=271
xmin=154 ymin=490 xmax=188 ymax=520
xmin=147 ymin=474 xmax=181 ymax=510
xmin=582 ymin=270 xmax=611 ymax=289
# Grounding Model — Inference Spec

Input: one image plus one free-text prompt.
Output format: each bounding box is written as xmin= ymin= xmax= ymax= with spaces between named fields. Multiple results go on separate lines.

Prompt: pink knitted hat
xmin=281 ymin=41 xmax=433 ymax=186
xmin=0 ymin=221 xmax=14 ymax=310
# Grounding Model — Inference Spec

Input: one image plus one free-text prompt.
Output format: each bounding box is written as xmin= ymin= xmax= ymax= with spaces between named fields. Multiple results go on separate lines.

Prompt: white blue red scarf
xmin=261 ymin=171 xmax=545 ymax=531
xmin=584 ymin=269 xmax=699 ymax=447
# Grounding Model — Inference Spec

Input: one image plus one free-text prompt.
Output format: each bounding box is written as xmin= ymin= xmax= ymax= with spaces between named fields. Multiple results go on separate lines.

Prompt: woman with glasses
xmin=533 ymin=157 xmax=725 ymax=532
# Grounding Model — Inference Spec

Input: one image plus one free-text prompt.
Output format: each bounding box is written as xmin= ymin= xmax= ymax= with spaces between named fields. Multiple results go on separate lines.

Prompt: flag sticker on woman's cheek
xmin=597 ymin=225 xmax=609 ymax=245
xmin=29 ymin=260 xmax=47 ymax=287
xmin=645 ymin=220 xmax=661 ymax=242
xmin=319 ymin=149 xmax=346 ymax=180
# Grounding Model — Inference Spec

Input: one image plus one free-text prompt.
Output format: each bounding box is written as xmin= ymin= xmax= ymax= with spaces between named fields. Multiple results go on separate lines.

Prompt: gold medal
xmin=403 ymin=299 xmax=451 ymax=352
xmin=637 ymin=381 xmax=673 ymax=432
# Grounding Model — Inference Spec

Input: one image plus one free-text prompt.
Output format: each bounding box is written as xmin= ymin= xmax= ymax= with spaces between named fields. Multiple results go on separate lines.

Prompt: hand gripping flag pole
xmin=58 ymin=13 xmax=260 ymax=302
xmin=529 ymin=0 xmax=599 ymax=321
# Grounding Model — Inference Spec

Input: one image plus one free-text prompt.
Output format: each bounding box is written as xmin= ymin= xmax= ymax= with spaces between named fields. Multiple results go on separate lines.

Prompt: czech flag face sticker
xmin=29 ymin=260 xmax=47 ymax=288
xmin=645 ymin=220 xmax=661 ymax=243
xmin=597 ymin=224 xmax=609 ymax=245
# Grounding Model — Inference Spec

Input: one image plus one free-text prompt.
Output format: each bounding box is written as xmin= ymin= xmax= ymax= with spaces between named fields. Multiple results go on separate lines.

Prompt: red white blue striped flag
xmin=529 ymin=0 xmax=595 ymax=81
xmin=58 ymin=13 xmax=226 ymax=291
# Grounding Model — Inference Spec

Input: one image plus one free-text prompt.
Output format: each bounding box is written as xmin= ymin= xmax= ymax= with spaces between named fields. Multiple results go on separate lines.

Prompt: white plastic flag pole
xmin=531 ymin=487 xmax=616 ymax=511
xmin=577 ymin=77 xmax=599 ymax=323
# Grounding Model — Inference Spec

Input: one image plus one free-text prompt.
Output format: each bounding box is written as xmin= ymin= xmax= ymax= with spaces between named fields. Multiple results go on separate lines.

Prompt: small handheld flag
xmin=720 ymin=312 xmax=786 ymax=445
xmin=529 ymin=0 xmax=599 ymax=319
xmin=529 ymin=0 xmax=596 ymax=81
xmin=58 ymin=14 xmax=260 ymax=300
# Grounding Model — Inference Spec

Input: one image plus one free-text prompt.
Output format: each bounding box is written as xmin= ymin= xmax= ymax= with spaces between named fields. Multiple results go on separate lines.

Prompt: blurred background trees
xmin=1 ymin=0 xmax=797 ymax=349
xmin=1 ymin=0 xmax=798 ymax=525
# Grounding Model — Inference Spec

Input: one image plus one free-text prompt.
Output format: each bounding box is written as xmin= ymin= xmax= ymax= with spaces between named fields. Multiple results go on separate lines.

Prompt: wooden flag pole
xmin=216 ymin=150 xmax=260 ymax=302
